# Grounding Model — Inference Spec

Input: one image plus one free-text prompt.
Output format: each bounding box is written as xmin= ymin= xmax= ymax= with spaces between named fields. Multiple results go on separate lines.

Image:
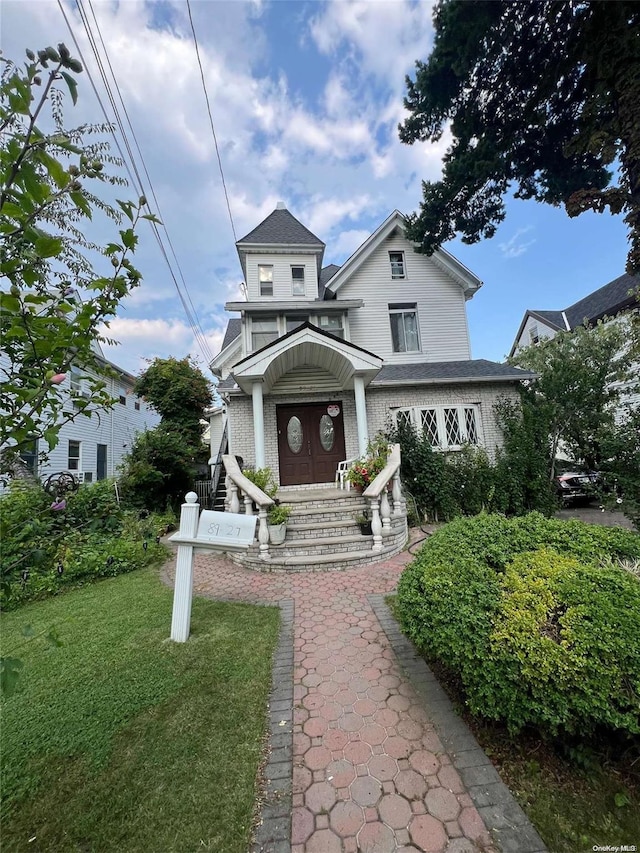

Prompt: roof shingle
xmin=236 ymin=207 xmax=324 ymax=247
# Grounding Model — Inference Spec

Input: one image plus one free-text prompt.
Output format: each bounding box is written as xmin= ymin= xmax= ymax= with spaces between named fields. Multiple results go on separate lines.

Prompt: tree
xmin=0 ymin=45 xmax=157 ymax=460
xmin=400 ymin=1 xmax=640 ymax=273
xmin=134 ymin=356 xmax=213 ymax=447
xmin=120 ymin=357 xmax=213 ymax=510
xmin=510 ymin=319 xmax=640 ymax=473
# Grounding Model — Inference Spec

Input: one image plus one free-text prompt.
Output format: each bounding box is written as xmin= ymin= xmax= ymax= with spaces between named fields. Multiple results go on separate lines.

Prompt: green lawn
xmin=1 ymin=568 xmax=280 ymax=853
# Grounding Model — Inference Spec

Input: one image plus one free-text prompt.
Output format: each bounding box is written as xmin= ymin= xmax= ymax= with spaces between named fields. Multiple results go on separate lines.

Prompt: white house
xmin=210 ymin=205 xmax=532 ymax=489
xmin=2 ymin=343 xmax=159 ymax=484
xmin=510 ymin=272 xmax=640 ymax=412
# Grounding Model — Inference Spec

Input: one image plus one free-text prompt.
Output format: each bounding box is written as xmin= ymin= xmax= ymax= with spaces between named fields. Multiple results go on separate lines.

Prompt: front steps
xmin=227 ymin=487 xmax=408 ymax=572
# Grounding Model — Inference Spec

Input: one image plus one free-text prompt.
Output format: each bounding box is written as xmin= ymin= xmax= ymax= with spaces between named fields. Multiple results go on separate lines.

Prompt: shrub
xmin=119 ymin=426 xmax=196 ymax=512
xmin=267 ymin=504 xmax=291 ymax=525
xmin=397 ymin=513 xmax=640 ymax=737
xmin=242 ymin=467 xmax=277 ymax=498
xmin=65 ymin=479 xmax=123 ymax=533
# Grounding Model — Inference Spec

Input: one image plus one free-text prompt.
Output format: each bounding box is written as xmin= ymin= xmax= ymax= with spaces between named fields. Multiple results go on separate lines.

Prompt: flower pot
xmin=357 ymin=521 xmax=373 ymax=536
xmin=268 ymin=522 xmax=287 ymax=545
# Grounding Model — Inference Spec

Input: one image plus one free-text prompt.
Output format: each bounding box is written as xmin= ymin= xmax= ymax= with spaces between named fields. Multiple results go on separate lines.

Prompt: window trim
xmin=394 ymin=404 xmax=482 ymax=451
xmin=389 ymin=303 xmax=421 ymax=353
xmin=291 ymin=265 xmax=305 ymax=296
xmin=389 ymin=251 xmax=405 ymax=279
xmin=68 ymin=439 xmax=81 ymax=471
xmin=258 ymin=264 xmax=274 ymax=297
xmin=251 ymin=315 xmax=279 ymax=351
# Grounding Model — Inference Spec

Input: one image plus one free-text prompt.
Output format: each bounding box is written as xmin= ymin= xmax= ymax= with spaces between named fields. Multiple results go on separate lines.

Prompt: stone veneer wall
xmin=225 ymin=382 xmax=521 ymax=484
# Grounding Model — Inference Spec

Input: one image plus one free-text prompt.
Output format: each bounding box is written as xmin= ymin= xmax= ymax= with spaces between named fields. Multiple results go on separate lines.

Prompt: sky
xmin=3 ymin=0 xmax=631 ymax=377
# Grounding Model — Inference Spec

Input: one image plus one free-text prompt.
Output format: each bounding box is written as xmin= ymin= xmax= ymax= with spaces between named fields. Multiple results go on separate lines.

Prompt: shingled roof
xmin=220 ymin=318 xmax=241 ymax=350
xmin=371 ymin=359 xmax=533 ymax=385
xmin=236 ymin=207 xmax=324 ymax=247
xmin=564 ymin=272 xmax=639 ymax=328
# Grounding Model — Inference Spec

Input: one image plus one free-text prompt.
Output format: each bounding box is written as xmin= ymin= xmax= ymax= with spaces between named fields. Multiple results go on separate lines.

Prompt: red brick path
xmin=164 ymin=550 xmax=497 ymax=853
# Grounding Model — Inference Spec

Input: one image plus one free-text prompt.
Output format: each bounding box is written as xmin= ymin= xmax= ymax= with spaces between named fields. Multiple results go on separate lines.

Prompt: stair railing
xmin=362 ymin=443 xmax=406 ymax=552
xmin=222 ymin=454 xmax=274 ymax=560
xmin=211 ymin=421 xmax=228 ymax=502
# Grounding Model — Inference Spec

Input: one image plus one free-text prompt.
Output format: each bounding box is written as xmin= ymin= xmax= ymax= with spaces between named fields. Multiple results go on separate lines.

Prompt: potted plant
xmin=346 ymin=435 xmax=389 ymax=491
xmin=267 ymin=503 xmax=291 ymax=545
xmin=355 ymin=511 xmax=372 ymax=536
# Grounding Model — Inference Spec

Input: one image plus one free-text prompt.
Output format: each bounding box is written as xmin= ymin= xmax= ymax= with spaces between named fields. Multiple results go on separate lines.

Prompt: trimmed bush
xmin=397 ymin=513 xmax=640 ymax=737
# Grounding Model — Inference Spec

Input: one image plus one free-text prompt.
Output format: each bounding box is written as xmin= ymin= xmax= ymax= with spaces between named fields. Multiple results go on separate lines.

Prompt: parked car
xmin=555 ymin=471 xmax=602 ymax=505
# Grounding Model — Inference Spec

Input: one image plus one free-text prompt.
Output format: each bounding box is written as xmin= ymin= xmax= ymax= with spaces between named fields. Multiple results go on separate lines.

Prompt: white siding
xmin=514 ymin=315 xmax=560 ymax=352
xmin=339 ymin=233 xmax=471 ymax=363
xmin=246 ymin=253 xmax=319 ymax=300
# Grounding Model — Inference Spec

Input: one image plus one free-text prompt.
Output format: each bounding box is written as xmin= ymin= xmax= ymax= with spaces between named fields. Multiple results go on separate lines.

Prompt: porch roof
xmin=229 ymin=321 xmax=382 ymax=394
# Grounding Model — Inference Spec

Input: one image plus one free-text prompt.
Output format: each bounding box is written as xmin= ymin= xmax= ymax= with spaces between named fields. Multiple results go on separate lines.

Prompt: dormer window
xmin=529 ymin=324 xmax=539 ymax=345
xmin=259 ymin=265 xmax=273 ymax=297
xmin=291 ymin=266 xmax=305 ymax=296
xmin=389 ymin=251 xmax=405 ymax=279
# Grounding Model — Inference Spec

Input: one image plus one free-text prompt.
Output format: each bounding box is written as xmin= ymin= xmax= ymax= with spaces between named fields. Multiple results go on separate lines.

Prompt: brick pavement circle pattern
xmin=164 ymin=548 xmax=547 ymax=853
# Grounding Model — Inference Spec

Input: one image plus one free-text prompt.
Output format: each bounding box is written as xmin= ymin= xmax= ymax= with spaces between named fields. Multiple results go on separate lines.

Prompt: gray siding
xmin=340 ymin=232 xmax=472 ymax=363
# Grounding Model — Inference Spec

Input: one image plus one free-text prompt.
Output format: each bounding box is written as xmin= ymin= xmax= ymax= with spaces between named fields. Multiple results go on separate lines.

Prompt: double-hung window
xmin=68 ymin=439 xmax=81 ymax=471
xmin=389 ymin=251 xmax=405 ymax=279
xmin=118 ymin=385 xmax=127 ymax=405
xmin=389 ymin=303 xmax=420 ymax=352
xmin=291 ymin=266 xmax=305 ymax=296
xmin=251 ymin=316 xmax=279 ymax=350
xmin=259 ymin=265 xmax=273 ymax=297
xmin=69 ymin=366 xmax=83 ymax=394
xmin=286 ymin=315 xmax=308 ymax=333
xmin=318 ymin=315 xmax=344 ymax=339
xmin=395 ymin=405 xmax=481 ymax=451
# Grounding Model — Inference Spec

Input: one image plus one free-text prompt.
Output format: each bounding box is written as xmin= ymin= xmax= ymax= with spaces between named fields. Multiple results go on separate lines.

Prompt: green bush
xmin=397 ymin=513 xmax=640 ymax=737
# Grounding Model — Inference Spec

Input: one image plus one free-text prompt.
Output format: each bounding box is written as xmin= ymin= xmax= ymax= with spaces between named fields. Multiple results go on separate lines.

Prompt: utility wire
xmin=185 ymin=0 xmax=238 ymax=245
xmin=56 ymin=0 xmax=215 ymax=365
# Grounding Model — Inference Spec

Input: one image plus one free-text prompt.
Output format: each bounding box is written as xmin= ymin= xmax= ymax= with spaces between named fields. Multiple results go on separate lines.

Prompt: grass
xmin=1 ymin=568 xmax=280 ymax=853
xmin=387 ymin=594 xmax=640 ymax=853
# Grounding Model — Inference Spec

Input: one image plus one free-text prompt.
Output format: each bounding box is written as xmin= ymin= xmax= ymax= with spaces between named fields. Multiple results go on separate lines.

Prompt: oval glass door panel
xmin=287 ymin=416 xmax=303 ymax=453
xmin=319 ymin=414 xmax=335 ymax=451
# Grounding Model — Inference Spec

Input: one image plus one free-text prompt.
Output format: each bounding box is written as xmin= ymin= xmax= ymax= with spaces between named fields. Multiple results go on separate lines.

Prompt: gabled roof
xmin=325 ymin=210 xmax=482 ymax=299
xmin=564 ymin=272 xmax=639 ymax=328
xmin=319 ymin=263 xmax=341 ymax=299
xmin=371 ymin=359 xmax=534 ymax=386
xmin=510 ymin=272 xmax=640 ymax=356
xmin=236 ymin=207 xmax=324 ymax=247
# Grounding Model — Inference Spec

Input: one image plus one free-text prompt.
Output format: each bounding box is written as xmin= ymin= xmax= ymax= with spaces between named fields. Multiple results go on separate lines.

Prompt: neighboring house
xmin=509 ymin=272 xmax=640 ymax=411
xmin=210 ymin=204 xmax=532 ymax=488
xmin=1 ymin=342 xmax=159 ymax=484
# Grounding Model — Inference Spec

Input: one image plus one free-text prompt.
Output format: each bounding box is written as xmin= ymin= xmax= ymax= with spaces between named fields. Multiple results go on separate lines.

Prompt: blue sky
xmin=4 ymin=0 xmax=630 ymax=375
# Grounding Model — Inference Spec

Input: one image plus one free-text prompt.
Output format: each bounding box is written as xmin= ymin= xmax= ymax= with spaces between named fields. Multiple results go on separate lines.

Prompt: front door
xmin=277 ymin=402 xmax=346 ymax=486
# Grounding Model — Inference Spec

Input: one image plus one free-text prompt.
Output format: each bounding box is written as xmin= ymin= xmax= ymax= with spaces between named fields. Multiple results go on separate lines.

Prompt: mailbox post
xmin=170 ymin=492 xmax=257 ymax=642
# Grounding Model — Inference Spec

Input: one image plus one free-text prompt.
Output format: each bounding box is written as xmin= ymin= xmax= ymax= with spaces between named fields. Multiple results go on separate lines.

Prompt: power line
xmin=185 ymin=0 xmax=238 ymax=245
xmin=56 ymin=0 xmax=215 ymax=365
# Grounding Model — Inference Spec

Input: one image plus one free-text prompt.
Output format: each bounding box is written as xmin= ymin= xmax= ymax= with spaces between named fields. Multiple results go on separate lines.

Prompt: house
xmin=1 ymin=343 xmax=160 ymax=484
xmin=209 ymin=204 xmax=532 ymax=489
xmin=509 ymin=272 xmax=640 ymax=411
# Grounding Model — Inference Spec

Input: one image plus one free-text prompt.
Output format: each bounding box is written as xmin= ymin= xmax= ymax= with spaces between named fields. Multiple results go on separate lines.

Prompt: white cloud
xmin=331 ymin=229 xmax=371 ymax=261
xmin=499 ymin=227 xmax=536 ymax=259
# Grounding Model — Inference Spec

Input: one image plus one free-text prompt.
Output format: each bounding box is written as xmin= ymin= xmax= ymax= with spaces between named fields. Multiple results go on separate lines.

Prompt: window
xmin=20 ymin=438 xmax=38 ymax=475
xmin=317 ymin=315 xmax=344 ymax=339
xmin=70 ymin=366 xmax=83 ymax=393
xmin=118 ymin=386 xmax=126 ymax=405
xmin=97 ymin=444 xmax=107 ymax=480
xmin=291 ymin=266 xmax=305 ymax=296
xmin=84 ymin=472 xmax=93 ymax=483
xmin=529 ymin=325 xmax=539 ymax=345
xmin=389 ymin=251 xmax=405 ymax=279
xmin=258 ymin=265 xmax=273 ymax=297
xmin=286 ymin=315 xmax=308 ymax=333
xmin=389 ymin=303 xmax=420 ymax=352
xmin=251 ymin=316 xmax=279 ymax=350
xmin=395 ymin=405 xmax=481 ymax=450
xmin=68 ymin=440 xmax=81 ymax=471
xmin=134 ymin=400 xmax=141 ymax=411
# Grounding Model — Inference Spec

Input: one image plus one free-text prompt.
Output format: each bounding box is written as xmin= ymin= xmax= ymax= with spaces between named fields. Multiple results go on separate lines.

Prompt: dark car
xmin=555 ymin=471 xmax=601 ymax=504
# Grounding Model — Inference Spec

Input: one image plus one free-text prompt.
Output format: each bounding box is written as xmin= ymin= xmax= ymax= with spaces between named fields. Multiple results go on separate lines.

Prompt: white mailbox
xmin=170 ymin=509 xmax=257 ymax=551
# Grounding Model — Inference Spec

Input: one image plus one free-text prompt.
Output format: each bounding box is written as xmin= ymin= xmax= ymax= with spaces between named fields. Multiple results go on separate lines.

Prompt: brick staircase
xmin=228 ymin=487 xmax=407 ymax=572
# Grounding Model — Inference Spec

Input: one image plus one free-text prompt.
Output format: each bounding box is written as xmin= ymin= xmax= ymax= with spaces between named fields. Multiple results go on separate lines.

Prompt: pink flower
xmin=51 ymin=373 xmax=66 ymax=385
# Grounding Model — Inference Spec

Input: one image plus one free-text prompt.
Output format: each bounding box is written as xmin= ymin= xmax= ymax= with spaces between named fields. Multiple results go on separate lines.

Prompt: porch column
xmin=252 ymin=380 xmax=266 ymax=469
xmin=353 ymin=374 xmax=368 ymax=457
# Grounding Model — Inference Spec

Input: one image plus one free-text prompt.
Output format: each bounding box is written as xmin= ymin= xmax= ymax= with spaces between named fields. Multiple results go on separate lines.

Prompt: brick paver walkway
xmin=165 ymin=549 xmax=498 ymax=853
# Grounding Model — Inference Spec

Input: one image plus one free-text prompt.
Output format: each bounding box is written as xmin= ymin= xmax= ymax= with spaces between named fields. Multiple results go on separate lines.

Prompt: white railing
xmin=362 ymin=443 xmax=406 ymax=553
xmin=222 ymin=454 xmax=274 ymax=560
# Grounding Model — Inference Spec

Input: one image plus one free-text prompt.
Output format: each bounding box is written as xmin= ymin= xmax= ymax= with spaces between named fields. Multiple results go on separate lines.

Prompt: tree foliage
xmin=134 ymin=356 xmax=213 ymax=447
xmin=510 ymin=318 xmax=640 ymax=471
xmin=400 ymin=1 xmax=640 ymax=273
xmin=0 ymin=45 xmax=157 ymax=459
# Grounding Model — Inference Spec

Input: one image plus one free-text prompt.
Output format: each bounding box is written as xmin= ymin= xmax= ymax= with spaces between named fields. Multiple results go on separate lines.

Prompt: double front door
xmin=276 ymin=402 xmax=346 ymax=486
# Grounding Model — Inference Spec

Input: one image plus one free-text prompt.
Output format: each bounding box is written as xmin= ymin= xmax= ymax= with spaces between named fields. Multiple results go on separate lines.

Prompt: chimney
xmin=276 ymin=201 xmax=286 ymax=210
